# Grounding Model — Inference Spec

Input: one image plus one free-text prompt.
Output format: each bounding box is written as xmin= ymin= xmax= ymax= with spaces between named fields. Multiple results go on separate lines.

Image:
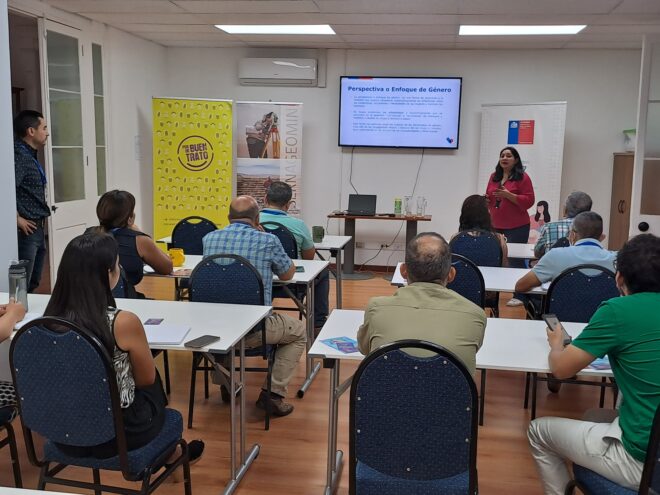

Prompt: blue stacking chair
xmin=260 ymin=221 xmax=306 ymax=316
xmin=171 ymin=216 xmax=217 ymax=300
xmin=350 ymin=340 xmax=479 ymax=495
xmin=188 ymin=254 xmax=276 ymax=430
xmin=565 ymin=404 xmax=660 ymax=495
xmin=527 ymin=264 xmax=620 ymax=417
xmin=10 ymin=317 xmax=191 ymax=495
xmin=450 ymin=230 xmax=503 ymax=316
xmin=0 ymin=405 xmax=22 ymax=487
xmin=544 ymin=264 xmax=619 ymax=323
xmin=448 ymin=254 xmax=486 ymax=309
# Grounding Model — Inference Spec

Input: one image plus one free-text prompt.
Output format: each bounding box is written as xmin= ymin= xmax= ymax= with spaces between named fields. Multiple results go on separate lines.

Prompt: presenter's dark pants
xmin=497 ymin=223 xmax=531 ymax=303
xmin=18 ymin=222 xmax=47 ymax=293
xmin=314 ymin=267 xmax=330 ymax=327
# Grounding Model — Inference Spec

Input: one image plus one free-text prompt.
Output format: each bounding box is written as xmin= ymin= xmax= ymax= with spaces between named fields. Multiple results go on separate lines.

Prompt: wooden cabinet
xmin=608 ymin=153 xmax=634 ymax=250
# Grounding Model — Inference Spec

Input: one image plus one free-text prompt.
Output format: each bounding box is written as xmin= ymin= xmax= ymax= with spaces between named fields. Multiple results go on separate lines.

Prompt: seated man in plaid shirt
xmin=203 ymin=196 xmax=306 ymax=417
xmin=534 ymin=191 xmax=592 ymax=259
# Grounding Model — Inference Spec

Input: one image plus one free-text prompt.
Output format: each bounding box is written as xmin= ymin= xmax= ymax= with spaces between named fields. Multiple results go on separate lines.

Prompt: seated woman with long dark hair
xmin=96 ymin=190 xmax=172 ymax=295
xmin=44 ymin=232 xmax=203 ymax=461
xmin=454 ymin=194 xmax=509 ymax=266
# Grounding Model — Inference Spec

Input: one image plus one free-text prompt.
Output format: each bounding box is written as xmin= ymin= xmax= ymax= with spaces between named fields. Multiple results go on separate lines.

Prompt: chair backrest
xmin=111 ymin=266 xmax=138 ymax=299
xmin=450 ymin=230 xmax=503 ymax=267
xmin=543 ymin=264 xmax=619 ymax=323
xmin=189 ymin=254 xmax=265 ymax=306
xmin=10 ymin=317 xmax=131 ymax=474
xmin=260 ymin=221 xmax=298 ymax=259
xmin=349 ymin=340 xmax=478 ymax=495
xmin=639 ymin=403 xmax=660 ymax=494
xmin=447 ymin=253 xmax=486 ymax=308
xmin=171 ymin=216 xmax=217 ymax=255
xmin=550 ymin=236 xmax=570 ymax=249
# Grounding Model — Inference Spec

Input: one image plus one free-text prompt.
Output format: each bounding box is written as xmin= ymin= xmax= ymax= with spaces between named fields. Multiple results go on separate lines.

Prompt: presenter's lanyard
xmin=576 ymin=241 xmax=602 ymax=248
xmin=19 ymin=143 xmax=47 ymax=185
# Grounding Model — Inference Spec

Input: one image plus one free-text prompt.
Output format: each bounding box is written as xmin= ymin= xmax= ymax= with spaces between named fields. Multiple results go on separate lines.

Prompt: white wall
xmin=0 ymin=0 xmax=18 ymax=289
xmin=164 ymin=47 xmax=640 ymax=266
xmin=102 ymin=26 xmax=167 ymax=233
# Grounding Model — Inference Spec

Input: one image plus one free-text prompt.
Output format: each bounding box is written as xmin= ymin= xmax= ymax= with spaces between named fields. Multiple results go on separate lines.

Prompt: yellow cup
xmin=168 ymin=248 xmax=185 ymax=267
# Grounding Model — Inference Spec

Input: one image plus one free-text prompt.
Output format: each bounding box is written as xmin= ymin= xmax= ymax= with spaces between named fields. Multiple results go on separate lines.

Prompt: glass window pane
xmin=92 ymin=43 xmax=104 ymax=96
xmin=49 ymin=89 xmax=83 ymax=146
xmin=94 ymin=96 xmax=105 ymax=146
xmin=47 ymin=31 xmax=80 ymax=92
xmin=96 ymin=146 xmax=106 ymax=195
xmin=52 ymin=147 xmax=84 ymax=202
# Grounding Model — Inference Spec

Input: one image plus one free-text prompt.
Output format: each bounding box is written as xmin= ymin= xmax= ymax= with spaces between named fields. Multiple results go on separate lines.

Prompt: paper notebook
xmin=144 ymin=323 xmax=191 ymax=345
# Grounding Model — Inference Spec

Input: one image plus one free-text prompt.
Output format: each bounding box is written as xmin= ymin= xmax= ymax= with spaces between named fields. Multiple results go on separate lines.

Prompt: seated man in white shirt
xmin=515 ymin=211 xmax=616 ymax=295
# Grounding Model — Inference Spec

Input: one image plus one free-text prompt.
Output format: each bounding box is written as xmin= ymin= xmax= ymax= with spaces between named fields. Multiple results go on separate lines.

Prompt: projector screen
xmin=338 ymin=76 xmax=462 ymax=149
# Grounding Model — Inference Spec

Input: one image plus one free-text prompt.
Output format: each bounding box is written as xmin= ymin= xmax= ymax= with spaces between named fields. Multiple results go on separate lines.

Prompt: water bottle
xmin=394 ymin=197 xmax=402 ymax=215
xmin=8 ymin=260 xmax=29 ymax=311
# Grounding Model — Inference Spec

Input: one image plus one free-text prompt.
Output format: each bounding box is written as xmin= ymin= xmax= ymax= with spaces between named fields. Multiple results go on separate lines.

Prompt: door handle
xmin=51 ymin=205 xmax=58 ymax=212
xmin=620 ymin=200 xmax=625 ymax=213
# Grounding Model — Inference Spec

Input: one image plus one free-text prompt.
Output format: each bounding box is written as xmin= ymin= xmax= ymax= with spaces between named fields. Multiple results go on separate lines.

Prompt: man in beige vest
xmin=357 ymin=232 xmax=486 ymax=374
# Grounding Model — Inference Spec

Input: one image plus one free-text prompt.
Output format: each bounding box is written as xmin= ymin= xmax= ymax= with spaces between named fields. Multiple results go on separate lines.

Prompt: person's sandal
xmin=166 ymin=439 xmax=205 ymax=482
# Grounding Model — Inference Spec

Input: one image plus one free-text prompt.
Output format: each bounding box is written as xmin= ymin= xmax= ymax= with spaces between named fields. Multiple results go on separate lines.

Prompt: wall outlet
xmin=355 ymin=241 xmax=366 ymax=248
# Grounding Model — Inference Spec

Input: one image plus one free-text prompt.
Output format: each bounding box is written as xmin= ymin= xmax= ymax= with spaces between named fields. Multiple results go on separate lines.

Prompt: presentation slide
xmin=339 ymin=76 xmax=462 ymax=149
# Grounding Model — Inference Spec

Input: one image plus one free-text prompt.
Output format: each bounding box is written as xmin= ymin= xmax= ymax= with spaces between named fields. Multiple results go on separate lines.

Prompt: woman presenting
xmin=485 ymin=146 xmax=535 ymax=306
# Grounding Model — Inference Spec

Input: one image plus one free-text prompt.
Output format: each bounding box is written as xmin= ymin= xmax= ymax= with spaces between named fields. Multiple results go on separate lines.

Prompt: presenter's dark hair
xmin=405 ymin=232 xmax=452 ymax=284
xmin=616 ymin=234 xmax=660 ymax=294
xmin=44 ymin=232 xmax=118 ymax=352
xmin=459 ymin=195 xmax=494 ymax=232
xmin=97 ymin=190 xmax=136 ymax=230
xmin=492 ymin=146 xmax=524 ymax=182
xmin=13 ymin=110 xmax=44 ymax=138
xmin=266 ymin=181 xmax=292 ymax=207
xmin=535 ymin=201 xmax=550 ymax=223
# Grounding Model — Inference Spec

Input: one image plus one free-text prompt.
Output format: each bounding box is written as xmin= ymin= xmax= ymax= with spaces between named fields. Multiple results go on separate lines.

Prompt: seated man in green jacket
xmin=528 ymin=233 xmax=660 ymax=494
xmin=357 ymin=232 xmax=486 ymax=375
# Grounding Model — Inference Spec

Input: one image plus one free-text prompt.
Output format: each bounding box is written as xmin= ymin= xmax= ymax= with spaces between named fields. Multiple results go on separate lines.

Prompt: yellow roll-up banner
xmin=152 ymin=97 xmax=233 ymax=241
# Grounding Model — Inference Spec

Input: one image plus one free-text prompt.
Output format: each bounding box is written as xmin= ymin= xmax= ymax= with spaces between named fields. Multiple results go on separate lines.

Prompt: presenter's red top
xmin=486 ymin=171 xmax=535 ymax=230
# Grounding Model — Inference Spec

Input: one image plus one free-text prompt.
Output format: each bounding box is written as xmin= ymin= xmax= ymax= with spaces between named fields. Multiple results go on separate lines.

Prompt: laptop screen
xmin=348 ymin=194 xmax=377 ymax=215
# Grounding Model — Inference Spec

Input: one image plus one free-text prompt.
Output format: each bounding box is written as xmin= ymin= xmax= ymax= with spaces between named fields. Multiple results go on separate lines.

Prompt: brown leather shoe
xmin=256 ymin=390 xmax=294 ymax=417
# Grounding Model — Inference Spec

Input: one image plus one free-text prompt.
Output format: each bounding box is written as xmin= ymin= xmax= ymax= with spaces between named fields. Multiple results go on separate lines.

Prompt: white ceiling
xmin=41 ymin=0 xmax=660 ymax=49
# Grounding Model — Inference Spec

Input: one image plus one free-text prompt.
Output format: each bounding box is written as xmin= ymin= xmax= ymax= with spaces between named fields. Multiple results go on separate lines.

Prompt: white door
xmin=630 ymin=36 xmax=660 ymax=237
xmin=40 ymin=20 xmax=105 ymax=280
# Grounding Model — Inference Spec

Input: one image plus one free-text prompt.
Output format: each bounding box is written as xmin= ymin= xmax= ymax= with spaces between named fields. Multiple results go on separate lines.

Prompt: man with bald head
xmin=203 ymin=195 xmax=306 ymax=417
xmin=357 ymin=232 xmax=486 ymax=374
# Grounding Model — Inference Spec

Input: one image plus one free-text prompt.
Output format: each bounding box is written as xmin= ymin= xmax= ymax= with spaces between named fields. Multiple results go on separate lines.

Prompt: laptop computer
xmin=347 ymin=194 xmax=377 ymax=216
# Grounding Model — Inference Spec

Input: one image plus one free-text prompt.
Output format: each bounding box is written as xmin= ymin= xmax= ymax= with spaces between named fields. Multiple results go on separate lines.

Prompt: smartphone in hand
xmin=542 ymin=313 xmax=572 ymax=346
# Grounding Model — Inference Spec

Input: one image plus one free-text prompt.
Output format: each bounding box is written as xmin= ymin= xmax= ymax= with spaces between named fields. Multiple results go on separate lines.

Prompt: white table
xmin=144 ymin=257 xmax=330 ymax=397
xmin=313 ymin=235 xmax=352 ymax=309
xmin=0 ymin=490 xmax=83 ymax=494
xmin=309 ymin=310 xmax=610 ymax=495
xmin=507 ymin=242 xmax=536 ymax=259
xmin=391 ymin=262 xmax=548 ymax=294
xmin=8 ymin=293 xmax=271 ymax=495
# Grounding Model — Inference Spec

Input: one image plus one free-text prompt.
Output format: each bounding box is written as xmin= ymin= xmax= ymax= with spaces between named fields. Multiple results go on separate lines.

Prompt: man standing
xmin=260 ymin=181 xmax=330 ymax=329
xmin=357 ymin=232 xmax=486 ymax=375
xmin=203 ymin=196 xmax=306 ymax=417
xmin=534 ymin=191 xmax=592 ymax=259
xmin=528 ymin=234 xmax=660 ymax=494
xmin=13 ymin=110 xmax=50 ymax=293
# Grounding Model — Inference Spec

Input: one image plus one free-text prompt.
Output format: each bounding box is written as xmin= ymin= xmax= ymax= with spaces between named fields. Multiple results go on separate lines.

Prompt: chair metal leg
xmin=5 ymin=422 xmax=22 ymax=487
xmin=92 ymin=468 xmax=101 ymax=495
xmin=163 ymin=350 xmax=171 ymax=395
xmin=188 ymin=353 xmax=201 ymax=429
xmin=599 ymin=377 xmax=606 ymax=408
xmin=37 ymin=463 xmax=48 ymax=490
xmin=204 ymin=357 xmax=210 ymax=399
xmin=524 ymin=372 xmax=531 ymax=409
xmin=183 ymin=454 xmax=192 ymax=495
xmin=531 ymin=373 xmax=538 ymax=420
xmin=479 ymin=369 xmax=486 ymax=426
xmin=265 ymin=355 xmax=274 ymax=431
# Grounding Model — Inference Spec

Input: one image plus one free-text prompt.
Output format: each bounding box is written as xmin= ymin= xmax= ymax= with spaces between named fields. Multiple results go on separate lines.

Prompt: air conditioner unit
xmin=238 ymin=58 xmax=318 ymax=87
